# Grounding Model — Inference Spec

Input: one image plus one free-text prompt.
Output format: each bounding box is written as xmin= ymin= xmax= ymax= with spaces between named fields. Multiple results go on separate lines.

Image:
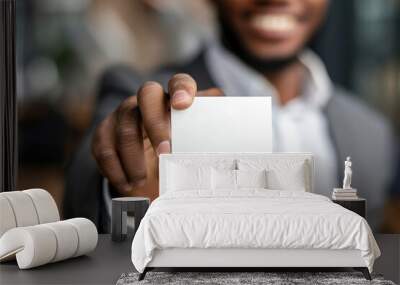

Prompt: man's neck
xmin=263 ymin=59 xmax=306 ymax=106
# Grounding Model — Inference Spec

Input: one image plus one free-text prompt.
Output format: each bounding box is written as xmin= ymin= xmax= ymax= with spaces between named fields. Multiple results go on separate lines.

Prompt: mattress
xmin=131 ymin=190 xmax=380 ymax=273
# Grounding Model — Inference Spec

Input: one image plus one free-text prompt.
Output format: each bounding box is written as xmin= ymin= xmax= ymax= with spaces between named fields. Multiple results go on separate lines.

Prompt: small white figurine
xmin=343 ymin=156 xmax=352 ymax=189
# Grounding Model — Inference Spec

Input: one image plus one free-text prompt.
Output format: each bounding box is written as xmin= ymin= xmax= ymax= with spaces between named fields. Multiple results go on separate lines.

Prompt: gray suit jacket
xmin=63 ymin=51 xmax=397 ymax=233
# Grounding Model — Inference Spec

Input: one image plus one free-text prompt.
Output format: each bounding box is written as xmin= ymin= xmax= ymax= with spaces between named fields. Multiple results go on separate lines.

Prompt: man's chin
xmin=238 ymin=47 xmax=300 ymax=72
xmin=223 ymin=39 xmax=300 ymax=73
xmin=219 ymin=14 xmax=302 ymax=73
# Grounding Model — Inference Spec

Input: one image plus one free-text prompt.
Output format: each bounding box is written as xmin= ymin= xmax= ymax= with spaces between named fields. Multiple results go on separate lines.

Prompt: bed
xmin=131 ymin=153 xmax=380 ymax=280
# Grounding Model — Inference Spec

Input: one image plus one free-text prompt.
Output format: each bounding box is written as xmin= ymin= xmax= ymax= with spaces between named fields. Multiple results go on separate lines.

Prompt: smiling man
xmin=64 ymin=0 xmax=397 ymax=232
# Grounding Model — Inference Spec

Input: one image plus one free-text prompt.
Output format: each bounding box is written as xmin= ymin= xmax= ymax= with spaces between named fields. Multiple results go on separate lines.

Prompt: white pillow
xmin=167 ymin=163 xmax=212 ymax=191
xmin=236 ymin=169 xmax=268 ymax=189
xmin=212 ymin=168 xmax=236 ymax=190
xmin=267 ymin=166 xmax=306 ymax=191
xmin=238 ymin=159 xmax=307 ymax=191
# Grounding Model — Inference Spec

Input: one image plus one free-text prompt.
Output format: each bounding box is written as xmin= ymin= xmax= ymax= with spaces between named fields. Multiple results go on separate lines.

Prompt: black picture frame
xmin=0 ymin=0 xmax=17 ymax=192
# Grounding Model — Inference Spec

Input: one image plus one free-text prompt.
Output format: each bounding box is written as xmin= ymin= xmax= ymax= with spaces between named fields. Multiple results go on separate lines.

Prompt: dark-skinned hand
xmin=91 ymin=73 xmax=222 ymax=200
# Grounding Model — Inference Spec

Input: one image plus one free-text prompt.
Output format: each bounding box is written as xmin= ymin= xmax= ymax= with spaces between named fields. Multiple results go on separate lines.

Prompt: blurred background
xmin=16 ymin=0 xmax=400 ymax=231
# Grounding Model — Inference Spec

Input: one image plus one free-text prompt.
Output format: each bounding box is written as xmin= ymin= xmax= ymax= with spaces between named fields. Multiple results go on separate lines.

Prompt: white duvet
xmin=131 ymin=190 xmax=380 ymax=273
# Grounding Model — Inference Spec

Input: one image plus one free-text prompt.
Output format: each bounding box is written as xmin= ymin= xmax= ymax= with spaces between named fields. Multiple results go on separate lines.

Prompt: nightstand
xmin=332 ymin=198 xmax=366 ymax=218
xmin=111 ymin=197 xmax=150 ymax=242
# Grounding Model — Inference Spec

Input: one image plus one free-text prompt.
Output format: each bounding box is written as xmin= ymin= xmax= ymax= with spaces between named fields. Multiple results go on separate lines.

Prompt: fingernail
xmin=172 ymin=90 xmax=191 ymax=105
xmin=122 ymin=184 xmax=133 ymax=193
xmin=156 ymin=140 xmax=171 ymax=156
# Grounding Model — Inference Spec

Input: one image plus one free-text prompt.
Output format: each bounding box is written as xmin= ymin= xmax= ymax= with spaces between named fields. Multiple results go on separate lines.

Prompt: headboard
xmin=159 ymin=153 xmax=314 ymax=195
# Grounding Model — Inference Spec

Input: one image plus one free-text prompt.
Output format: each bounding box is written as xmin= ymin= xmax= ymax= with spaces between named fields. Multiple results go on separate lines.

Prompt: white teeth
xmin=252 ymin=15 xmax=296 ymax=33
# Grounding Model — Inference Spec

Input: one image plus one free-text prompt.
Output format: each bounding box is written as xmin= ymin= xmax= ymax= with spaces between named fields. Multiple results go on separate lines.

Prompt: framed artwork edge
xmin=0 ymin=0 xmax=17 ymax=192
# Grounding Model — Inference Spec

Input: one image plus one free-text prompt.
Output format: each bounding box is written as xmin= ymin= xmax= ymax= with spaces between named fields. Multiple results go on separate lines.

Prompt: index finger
xmin=92 ymin=116 xmax=131 ymax=194
xmin=168 ymin=73 xmax=197 ymax=110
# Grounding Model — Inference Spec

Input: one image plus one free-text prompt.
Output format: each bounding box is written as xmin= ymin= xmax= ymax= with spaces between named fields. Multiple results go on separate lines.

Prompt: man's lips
xmin=249 ymin=14 xmax=298 ymax=40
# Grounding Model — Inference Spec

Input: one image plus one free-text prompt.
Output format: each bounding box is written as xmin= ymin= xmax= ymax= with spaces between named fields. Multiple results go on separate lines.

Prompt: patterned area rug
xmin=117 ymin=272 xmax=395 ymax=285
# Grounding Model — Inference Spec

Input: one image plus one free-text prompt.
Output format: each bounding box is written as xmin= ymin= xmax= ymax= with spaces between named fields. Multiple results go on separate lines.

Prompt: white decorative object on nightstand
xmin=332 ymin=156 xmax=358 ymax=200
xmin=343 ymin=156 xmax=353 ymax=189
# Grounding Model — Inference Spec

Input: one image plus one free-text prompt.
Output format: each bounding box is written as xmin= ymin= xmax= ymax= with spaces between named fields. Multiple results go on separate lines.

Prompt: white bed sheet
xmin=131 ymin=190 xmax=380 ymax=273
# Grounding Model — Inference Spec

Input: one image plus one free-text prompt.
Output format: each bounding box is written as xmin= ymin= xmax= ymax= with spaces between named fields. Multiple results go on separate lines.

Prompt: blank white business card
xmin=171 ymin=97 xmax=272 ymax=153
